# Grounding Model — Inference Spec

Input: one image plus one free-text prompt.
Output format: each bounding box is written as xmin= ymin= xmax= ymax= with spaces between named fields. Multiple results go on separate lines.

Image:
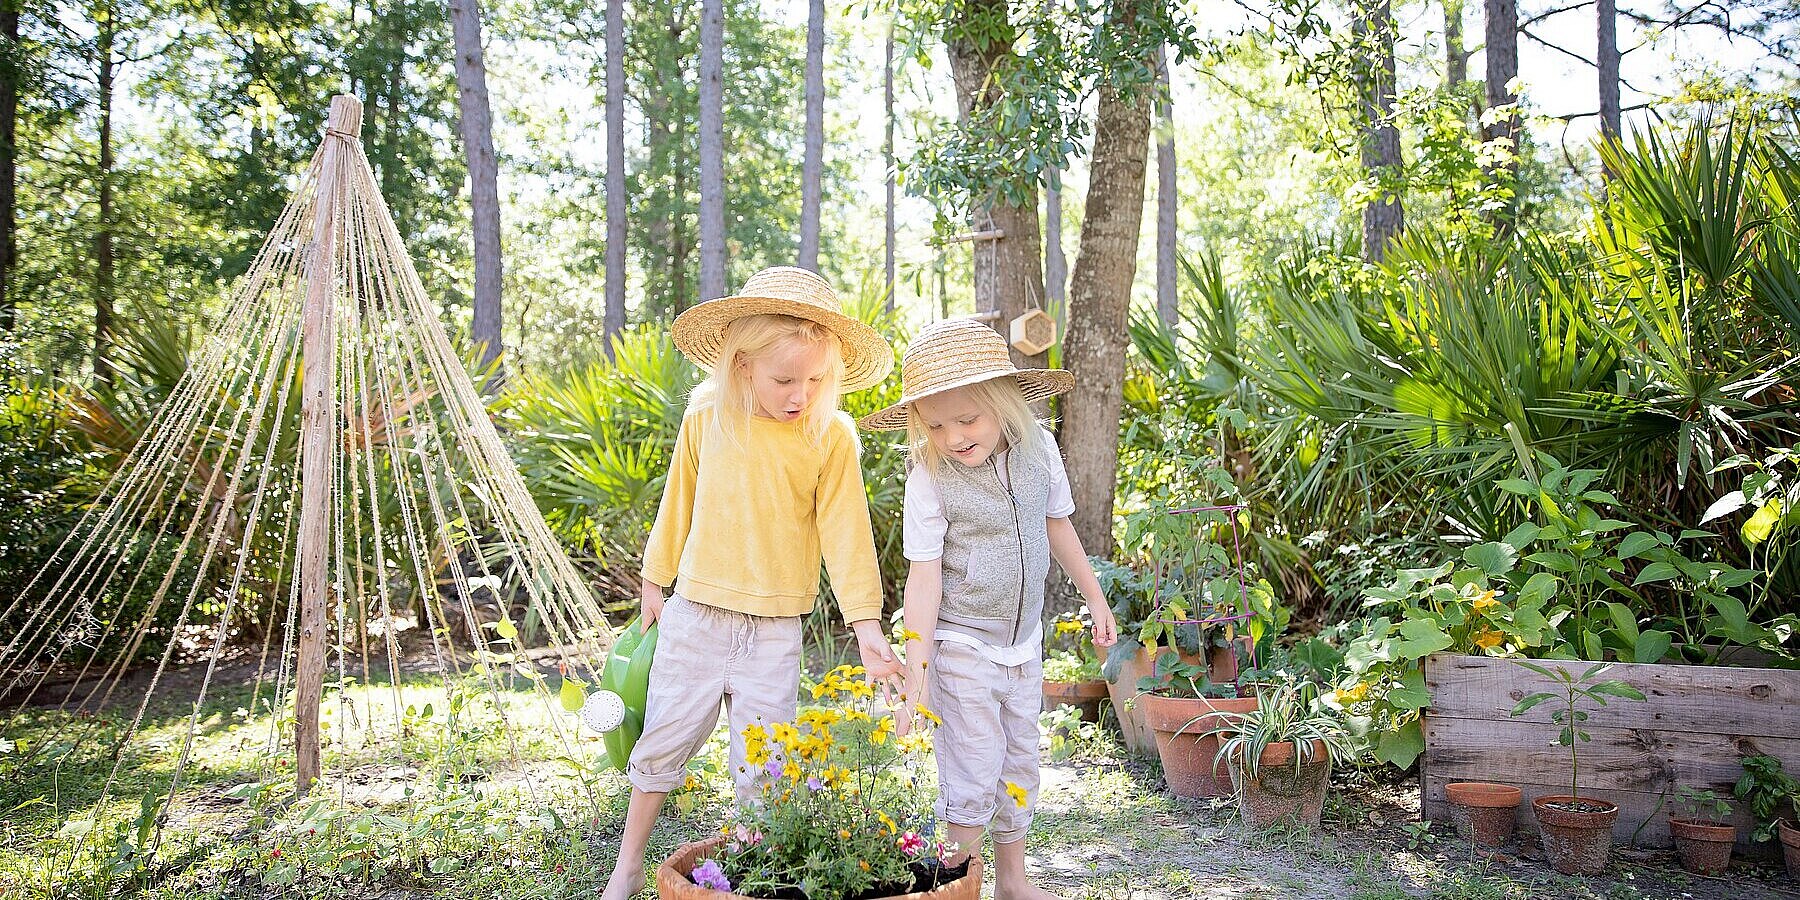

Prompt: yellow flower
xmin=783 ymin=761 xmax=802 ymax=783
xmin=898 ymin=732 xmax=933 ymax=755
xmin=771 ymin=723 xmax=800 ymax=749
xmin=870 ymin=716 xmax=893 ymax=745
xmin=912 ymin=704 xmax=943 ymax=727
xmin=1004 ymin=781 xmax=1028 ymax=808
xmin=1332 ymin=682 xmax=1370 ymax=705
xmin=876 ymin=811 xmax=897 ymax=835
xmin=1473 ymin=628 xmax=1504 ymax=650
xmin=1055 ymin=619 xmax=1085 ymax=635
xmin=842 ymin=709 xmax=871 ymax=723
xmin=838 ymin=828 xmax=851 ymax=840
xmin=1470 ymin=589 xmax=1499 ymax=613
xmin=859 ymin=860 xmax=870 ymax=872
xmin=682 ymin=773 xmax=701 ymax=791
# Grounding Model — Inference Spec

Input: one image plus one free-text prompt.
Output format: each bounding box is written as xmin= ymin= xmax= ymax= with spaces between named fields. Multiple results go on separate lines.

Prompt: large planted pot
xmin=1667 ymin=818 xmax=1734 ymax=876
xmin=1042 ymin=678 xmax=1108 ymax=723
xmin=1106 ymin=644 xmax=1236 ymax=755
xmin=656 ymin=837 xmax=983 ymax=900
xmin=1531 ymin=796 xmax=1618 ymax=876
xmin=1229 ymin=738 xmax=1331 ymax=830
xmin=1139 ymin=693 xmax=1257 ymax=799
xmin=1780 ymin=819 xmax=1800 ymax=878
xmin=1443 ymin=782 xmax=1521 ymax=848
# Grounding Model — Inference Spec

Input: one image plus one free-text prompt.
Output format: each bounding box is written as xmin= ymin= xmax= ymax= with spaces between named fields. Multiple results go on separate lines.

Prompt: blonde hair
xmin=689 ymin=313 xmax=846 ymax=447
xmin=905 ymin=376 xmax=1044 ymax=475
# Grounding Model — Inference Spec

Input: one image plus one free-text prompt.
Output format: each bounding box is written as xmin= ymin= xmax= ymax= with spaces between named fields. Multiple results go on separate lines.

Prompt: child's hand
xmin=640 ymin=580 xmax=667 ymax=633
xmin=1089 ymin=602 xmax=1119 ymax=648
xmin=851 ymin=619 xmax=905 ymax=689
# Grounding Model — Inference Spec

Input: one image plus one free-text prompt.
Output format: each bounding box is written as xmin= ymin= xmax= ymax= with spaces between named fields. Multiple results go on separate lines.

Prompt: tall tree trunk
xmin=1597 ymin=0 xmax=1620 ymax=176
xmin=1444 ymin=0 xmax=1467 ymax=90
xmin=1045 ymin=171 xmax=1065 ymax=321
xmin=449 ymin=0 xmax=504 ymax=379
xmin=1357 ymin=0 xmax=1404 ymax=262
xmin=1063 ymin=2 xmax=1156 ymax=560
xmin=1154 ymin=46 xmax=1176 ymax=326
xmin=604 ymin=0 xmax=626 ymax=347
xmin=945 ymin=0 xmax=1045 ymax=368
xmin=0 ymin=1 xmax=18 ymax=332
xmin=697 ymin=0 xmax=725 ymax=302
xmin=94 ymin=3 xmax=115 ymax=383
xmin=883 ymin=18 xmax=895 ymax=311
xmin=798 ymin=0 xmax=823 ymax=270
xmin=1483 ymin=0 xmax=1520 ymax=221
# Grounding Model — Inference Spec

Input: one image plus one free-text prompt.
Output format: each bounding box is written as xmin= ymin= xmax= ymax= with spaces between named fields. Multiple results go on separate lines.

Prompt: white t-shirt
xmin=903 ymin=430 xmax=1076 ymax=666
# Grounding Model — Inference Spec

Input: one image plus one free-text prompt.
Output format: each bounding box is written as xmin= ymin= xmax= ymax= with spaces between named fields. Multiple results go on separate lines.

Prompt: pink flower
xmin=733 ymin=824 xmax=763 ymax=846
xmin=898 ymin=831 xmax=926 ymax=856
xmin=691 ymin=859 xmax=732 ymax=892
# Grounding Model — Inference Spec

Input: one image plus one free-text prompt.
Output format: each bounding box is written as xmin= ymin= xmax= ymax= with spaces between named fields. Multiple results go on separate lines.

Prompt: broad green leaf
xmin=1496 ymin=478 xmax=1537 ymax=496
xmin=1518 ymin=572 xmax=1558 ymax=607
xmin=1606 ymin=602 xmax=1639 ymax=641
xmin=1633 ymin=562 xmax=1681 ymax=585
xmin=560 ymin=678 xmax=586 ymax=712
xmin=1502 ymin=522 xmax=1542 ymax=549
xmin=1463 ymin=542 xmax=1518 ymax=577
xmin=1374 ymin=720 xmax=1425 ymax=767
xmin=1616 ymin=532 xmax=1659 ymax=560
xmin=1389 ymin=669 xmax=1431 ymax=711
xmin=1588 ymin=681 xmax=1646 ymax=702
xmin=1510 ymin=692 xmax=1557 ymax=716
xmin=1633 ymin=630 xmax=1673 ymax=663
xmin=1701 ymin=490 xmax=1746 ymax=524
xmin=1743 ymin=499 xmax=1783 ymax=545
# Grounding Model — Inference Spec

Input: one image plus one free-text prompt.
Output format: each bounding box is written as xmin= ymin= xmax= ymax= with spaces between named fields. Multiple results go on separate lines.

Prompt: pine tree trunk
xmin=1357 ymin=0 xmax=1404 ymax=262
xmin=1597 ymin=0 xmax=1620 ymax=177
xmin=1483 ymin=0 xmax=1520 ymax=221
xmin=1154 ymin=46 xmax=1176 ymax=326
xmin=1045 ymin=171 xmax=1065 ymax=319
xmin=798 ymin=0 xmax=823 ymax=271
xmin=697 ymin=0 xmax=726 ymax=302
xmin=449 ymin=0 xmax=504 ymax=380
xmin=94 ymin=6 xmax=115 ymax=383
xmin=945 ymin=0 xmax=1045 ymax=368
xmin=1444 ymin=0 xmax=1467 ymax=90
xmin=604 ymin=0 xmax=626 ymax=348
xmin=883 ymin=19 xmax=895 ymax=311
xmin=0 ymin=2 xmax=18 ymax=332
xmin=1063 ymin=2 xmax=1156 ymax=560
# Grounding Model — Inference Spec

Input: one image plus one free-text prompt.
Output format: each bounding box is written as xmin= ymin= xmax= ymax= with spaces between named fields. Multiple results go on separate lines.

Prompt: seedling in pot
xmin=1672 ymin=786 xmax=1732 ymax=825
xmin=1508 ymin=661 xmax=1645 ymax=808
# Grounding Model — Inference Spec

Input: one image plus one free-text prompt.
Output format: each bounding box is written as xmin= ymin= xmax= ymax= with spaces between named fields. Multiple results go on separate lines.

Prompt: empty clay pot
xmin=1444 ymin=782 xmax=1522 ymax=848
xmin=1668 ymin=817 xmax=1735 ymax=876
xmin=1532 ymin=795 xmax=1619 ymax=875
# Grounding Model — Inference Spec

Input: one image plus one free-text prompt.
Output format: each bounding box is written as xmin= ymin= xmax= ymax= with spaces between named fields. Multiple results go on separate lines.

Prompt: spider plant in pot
xmin=1206 ymin=681 xmax=1350 ymax=831
xmin=1509 ymin=661 xmax=1645 ymax=875
xmin=1666 ymin=786 xmax=1736 ymax=876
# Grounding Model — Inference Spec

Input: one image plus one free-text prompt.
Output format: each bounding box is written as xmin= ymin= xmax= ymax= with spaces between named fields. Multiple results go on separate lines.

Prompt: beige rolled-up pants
xmin=627 ymin=594 xmax=803 ymax=804
xmin=927 ymin=639 xmax=1041 ymax=843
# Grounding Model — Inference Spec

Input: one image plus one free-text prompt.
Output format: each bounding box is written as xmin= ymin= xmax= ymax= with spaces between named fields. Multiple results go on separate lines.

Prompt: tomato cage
xmin=1147 ymin=502 xmax=1258 ymax=671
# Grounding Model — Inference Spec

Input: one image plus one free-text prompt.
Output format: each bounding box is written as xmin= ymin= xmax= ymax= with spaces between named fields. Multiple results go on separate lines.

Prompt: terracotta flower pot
xmin=1230 ymin=738 xmax=1331 ymax=831
xmin=1668 ymin=818 xmax=1735 ymax=876
xmin=1104 ymin=647 xmax=1158 ymax=754
xmin=1139 ymin=693 xmax=1258 ymax=799
xmin=1531 ymin=795 xmax=1618 ymax=875
xmin=1444 ymin=782 xmax=1521 ymax=848
xmin=1042 ymin=678 xmax=1108 ymax=723
xmin=656 ymin=837 xmax=983 ymax=900
xmin=1780 ymin=819 xmax=1800 ymax=879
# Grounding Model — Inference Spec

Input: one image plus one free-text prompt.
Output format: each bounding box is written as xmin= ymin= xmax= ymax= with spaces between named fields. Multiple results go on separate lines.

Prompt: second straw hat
xmin=670 ymin=267 xmax=895 ymax=392
xmin=859 ymin=317 xmax=1074 ymax=430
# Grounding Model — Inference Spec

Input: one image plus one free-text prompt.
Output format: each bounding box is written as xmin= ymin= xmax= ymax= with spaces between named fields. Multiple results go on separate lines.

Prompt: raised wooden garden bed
xmin=1420 ymin=653 xmax=1800 ymax=852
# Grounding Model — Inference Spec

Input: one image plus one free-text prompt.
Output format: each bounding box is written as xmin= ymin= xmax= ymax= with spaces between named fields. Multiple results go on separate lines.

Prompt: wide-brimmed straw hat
xmin=671 ymin=267 xmax=894 ymax=392
xmin=859 ymin=317 xmax=1074 ymax=430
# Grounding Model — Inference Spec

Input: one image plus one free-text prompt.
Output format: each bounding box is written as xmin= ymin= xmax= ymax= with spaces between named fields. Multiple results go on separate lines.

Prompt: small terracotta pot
xmin=1140 ymin=693 xmax=1258 ymax=799
xmin=1779 ymin=819 xmax=1800 ymax=878
xmin=656 ymin=837 xmax=983 ymax=899
xmin=1042 ymin=678 xmax=1108 ymax=723
xmin=1531 ymin=795 xmax=1618 ymax=875
xmin=1230 ymin=738 xmax=1331 ymax=831
xmin=1444 ymin=782 xmax=1521 ymax=848
xmin=1668 ymin=818 xmax=1735 ymax=876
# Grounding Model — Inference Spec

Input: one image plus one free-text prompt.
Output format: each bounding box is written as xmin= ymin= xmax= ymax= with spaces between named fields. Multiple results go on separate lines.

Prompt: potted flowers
xmin=1666 ymin=786 xmax=1736 ymax=876
xmin=655 ymin=666 xmax=980 ymax=900
xmin=1508 ymin=661 xmax=1645 ymax=875
xmin=1207 ymin=682 xmax=1349 ymax=831
xmin=1136 ymin=650 xmax=1256 ymax=799
xmin=1042 ymin=613 xmax=1108 ymax=723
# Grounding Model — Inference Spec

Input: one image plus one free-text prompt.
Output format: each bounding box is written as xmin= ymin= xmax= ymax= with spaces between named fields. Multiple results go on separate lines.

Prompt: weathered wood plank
xmin=1424 ymin=654 xmax=1800 ymax=739
xmin=1421 ymin=775 xmax=1775 ymax=855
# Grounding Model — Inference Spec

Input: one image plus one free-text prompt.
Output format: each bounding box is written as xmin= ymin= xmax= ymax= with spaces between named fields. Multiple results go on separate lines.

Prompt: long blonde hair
xmin=905 ymin=376 xmax=1044 ymax=475
xmin=690 ymin=313 xmax=846 ymax=447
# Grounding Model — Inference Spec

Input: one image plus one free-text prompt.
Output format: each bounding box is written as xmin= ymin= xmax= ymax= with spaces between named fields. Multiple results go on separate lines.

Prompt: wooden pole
xmin=295 ymin=94 xmax=361 ymax=795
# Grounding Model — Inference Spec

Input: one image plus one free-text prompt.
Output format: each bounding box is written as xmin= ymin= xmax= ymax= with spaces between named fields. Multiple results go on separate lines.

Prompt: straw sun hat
xmin=859 ymin=317 xmax=1074 ymax=431
xmin=671 ymin=266 xmax=895 ymax=392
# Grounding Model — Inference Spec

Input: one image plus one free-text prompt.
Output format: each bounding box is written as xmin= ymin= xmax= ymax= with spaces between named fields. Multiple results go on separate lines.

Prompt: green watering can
xmin=576 ymin=618 xmax=659 ymax=771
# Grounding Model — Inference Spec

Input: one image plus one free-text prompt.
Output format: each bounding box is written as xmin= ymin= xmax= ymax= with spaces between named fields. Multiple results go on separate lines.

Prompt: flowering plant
xmin=1042 ymin=613 xmax=1103 ymax=683
xmin=705 ymin=665 xmax=960 ymax=899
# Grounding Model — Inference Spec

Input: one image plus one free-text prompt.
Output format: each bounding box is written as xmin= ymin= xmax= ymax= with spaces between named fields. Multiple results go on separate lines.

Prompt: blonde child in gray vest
xmin=861 ymin=318 xmax=1118 ymax=900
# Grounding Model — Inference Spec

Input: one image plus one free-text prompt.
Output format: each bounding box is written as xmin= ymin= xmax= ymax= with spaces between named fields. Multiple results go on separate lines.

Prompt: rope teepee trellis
xmin=0 ymin=95 xmax=616 ymax=850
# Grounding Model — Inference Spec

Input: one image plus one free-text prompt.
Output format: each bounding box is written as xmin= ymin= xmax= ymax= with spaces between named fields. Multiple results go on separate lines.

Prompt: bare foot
xmin=600 ymin=863 xmax=645 ymax=900
xmin=995 ymin=881 xmax=1061 ymax=900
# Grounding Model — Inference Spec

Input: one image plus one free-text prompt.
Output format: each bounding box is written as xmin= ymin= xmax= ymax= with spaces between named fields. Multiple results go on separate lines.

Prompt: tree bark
xmin=1356 ymin=0 xmax=1404 ymax=262
xmin=697 ymin=0 xmax=726 ymax=302
xmin=94 ymin=3 xmax=115 ymax=383
xmin=604 ymin=0 xmax=626 ymax=348
xmin=1597 ymin=0 xmax=1620 ymax=177
xmin=1062 ymin=1 xmax=1156 ymax=560
xmin=1045 ymin=171 xmax=1065 ymax=320
xmin=883 ymin=18 xmax=895 ymax=311
xmin=1444 ymin=0 xmax=1468 ymax=90
xmin=1483 ymin=0 xmax=1520 ymax=219
xmin=1154 ymin=46 xmax=1176 ymax=325
xmin=0 ymin=1 xmax=18 ymax=332
xmin=449 ymin=0 xmax=504 ymax=380
xmin=798 ymin=0 xmax=823 ymax=270
xmin=945 ymin=0 xmax=1045 ymax=368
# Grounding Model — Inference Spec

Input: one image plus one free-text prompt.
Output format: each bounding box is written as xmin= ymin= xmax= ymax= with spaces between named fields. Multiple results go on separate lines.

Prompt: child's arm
xmin=1048 ymin=516 xmax=1118 ymax=647
xmin=816 ymin=420 xmax=902 ymax=684
xmin=639 ymin=412 xmax=700 ymax=632
xmin=897 ymin=557 xmax=942 ymax=734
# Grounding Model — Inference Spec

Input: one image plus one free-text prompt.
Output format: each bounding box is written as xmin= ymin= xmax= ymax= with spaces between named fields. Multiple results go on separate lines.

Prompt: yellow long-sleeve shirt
xmin=641 ymin=404 xmax=883 ymax=623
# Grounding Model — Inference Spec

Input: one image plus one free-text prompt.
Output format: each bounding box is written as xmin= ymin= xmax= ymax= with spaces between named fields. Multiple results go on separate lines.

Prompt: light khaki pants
xmin=927 ymin=639 xmax=1041 ymax=843
xmin=627 ymin=594 xmax=802 ymax=804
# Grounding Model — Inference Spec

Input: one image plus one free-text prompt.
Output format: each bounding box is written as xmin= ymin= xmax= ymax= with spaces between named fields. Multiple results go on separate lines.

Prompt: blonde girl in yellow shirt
xmin=600 ymin=267 xmax=905 ymax=900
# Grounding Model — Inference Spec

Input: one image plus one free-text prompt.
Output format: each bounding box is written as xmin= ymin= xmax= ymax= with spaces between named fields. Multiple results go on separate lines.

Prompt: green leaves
xmin=559 ymin=678 xmax=587 ymax=713
xmin=1461 ymin=542 xmax=1517 ymax=577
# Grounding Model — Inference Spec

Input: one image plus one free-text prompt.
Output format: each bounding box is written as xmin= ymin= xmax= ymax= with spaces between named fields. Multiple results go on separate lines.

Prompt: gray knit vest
xmin=932 ymin=443 xmax=1053 ymax=647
